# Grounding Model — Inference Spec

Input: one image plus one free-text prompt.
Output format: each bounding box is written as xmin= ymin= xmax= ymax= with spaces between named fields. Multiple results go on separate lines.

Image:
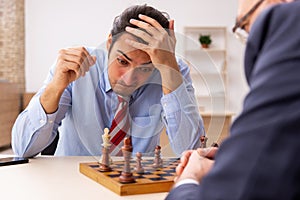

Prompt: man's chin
xmin=113 ymin=87 xmax=134 ymax=97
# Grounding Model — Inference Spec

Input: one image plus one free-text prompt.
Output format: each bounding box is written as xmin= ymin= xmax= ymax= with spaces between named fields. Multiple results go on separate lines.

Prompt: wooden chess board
xmin=79 ymin=157 xmax=179 ymax=196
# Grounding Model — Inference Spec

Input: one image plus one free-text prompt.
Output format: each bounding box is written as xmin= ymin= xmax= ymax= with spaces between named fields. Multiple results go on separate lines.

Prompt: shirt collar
xmin=101 ymin=50 xmax=112 ymax=93
xmin=103 ymin=67 xmax=112 ymax=93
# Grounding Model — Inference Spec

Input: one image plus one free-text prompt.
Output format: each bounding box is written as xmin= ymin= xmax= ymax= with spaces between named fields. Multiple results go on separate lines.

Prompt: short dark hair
xmin=109 ymin=4 xmax=170 ymax=53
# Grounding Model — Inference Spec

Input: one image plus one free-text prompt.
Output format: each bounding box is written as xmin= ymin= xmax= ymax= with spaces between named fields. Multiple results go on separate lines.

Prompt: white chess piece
xmin=99 ymin=128 xmax=113 ymax=166
xmin=102 ymin=128 xmax=111 ymax=148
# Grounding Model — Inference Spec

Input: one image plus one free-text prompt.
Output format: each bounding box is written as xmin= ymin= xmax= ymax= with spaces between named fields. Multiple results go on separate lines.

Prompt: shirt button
xmin=49 ymin=120 xmax=53 ymax=124
xmin=164 ymin=103 xmax=167 ymax=107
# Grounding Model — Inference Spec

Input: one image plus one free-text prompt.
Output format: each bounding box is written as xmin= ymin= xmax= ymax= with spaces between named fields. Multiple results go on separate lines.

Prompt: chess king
xmin=12 ymin=4 xmax=205 ymax=157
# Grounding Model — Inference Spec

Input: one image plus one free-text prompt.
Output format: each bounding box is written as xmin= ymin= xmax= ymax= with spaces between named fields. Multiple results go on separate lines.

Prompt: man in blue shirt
xmin=12 ymin=5 xmax=204 ymax=157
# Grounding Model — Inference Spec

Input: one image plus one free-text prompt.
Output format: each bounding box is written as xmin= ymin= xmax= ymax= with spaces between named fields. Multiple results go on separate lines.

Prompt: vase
xmin=201 ymin=44 xmax=209 ymax=48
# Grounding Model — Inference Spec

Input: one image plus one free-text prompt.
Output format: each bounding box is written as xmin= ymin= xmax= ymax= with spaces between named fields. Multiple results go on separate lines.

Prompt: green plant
xmin=199 ymin=35 xmax=212 ymax=45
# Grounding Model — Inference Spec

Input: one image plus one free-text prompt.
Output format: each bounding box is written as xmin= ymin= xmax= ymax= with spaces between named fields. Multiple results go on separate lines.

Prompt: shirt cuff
xmin=173 ymin=178 xmax=199 ymax=188
xmin=27 ymin=95 xmax=57 ymax=131
xmin=161 ymin=83 xmax=190 ymax=113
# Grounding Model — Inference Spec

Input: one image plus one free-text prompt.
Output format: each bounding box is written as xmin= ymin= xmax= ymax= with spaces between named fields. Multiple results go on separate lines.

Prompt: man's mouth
xmin=117 ymin=82 xmax=137 ymax=88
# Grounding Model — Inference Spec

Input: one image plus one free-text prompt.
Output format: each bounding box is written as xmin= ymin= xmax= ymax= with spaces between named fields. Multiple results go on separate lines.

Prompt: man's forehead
xmin=112 ymin=34 xmax=150 ymax=60
xmin=113 ymin=33 xmax=136 ymax=50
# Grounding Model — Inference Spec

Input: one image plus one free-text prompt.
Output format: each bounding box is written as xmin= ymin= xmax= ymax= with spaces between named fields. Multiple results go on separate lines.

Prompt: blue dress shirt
xmin=12 ymin=47 xmax=204 ymax=157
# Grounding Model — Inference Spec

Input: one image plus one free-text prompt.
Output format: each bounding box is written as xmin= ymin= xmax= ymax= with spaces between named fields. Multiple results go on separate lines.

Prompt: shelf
xmin=184 ymin=26 xmax=227 ymax=33
xmin=200 ymin=111 xmax=235 ymax=117
xmin=189 ymin=71 xmax=226 ymax=77
xmin=185 ymin=48 xmax=226 ymax=53
xmin=182 ymin=26 xmax=232 ymax=144
xmin=184 ymin=26 xmax=229 ymax=114
xmin=195 ymin=93 xmax=226 ymax=97
xmin=183 ymin=26 xmax=227 ymax=51
xmin=189 ymin=64 xmax=226 ymax=74
xmin=188 ymin=63 xmax=225 ymax=74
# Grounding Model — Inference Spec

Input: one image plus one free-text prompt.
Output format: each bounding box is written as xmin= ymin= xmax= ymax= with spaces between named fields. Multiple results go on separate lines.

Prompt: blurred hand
xmin=40 ymin=46 xmax=96 ymax=114
xmin=53 ymin=46 xmax=96 ymax=91
xmin=175 ymin=147 xmax=218 ymax=183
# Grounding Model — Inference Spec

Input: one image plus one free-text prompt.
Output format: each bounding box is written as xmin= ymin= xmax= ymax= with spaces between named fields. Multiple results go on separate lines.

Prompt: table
xmin=0 ymin=155 xmax=169 ymax=200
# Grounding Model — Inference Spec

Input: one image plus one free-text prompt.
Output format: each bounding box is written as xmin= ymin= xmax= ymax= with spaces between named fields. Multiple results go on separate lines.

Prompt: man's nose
xmin=122 ymin=68 xmax=137 ymax=86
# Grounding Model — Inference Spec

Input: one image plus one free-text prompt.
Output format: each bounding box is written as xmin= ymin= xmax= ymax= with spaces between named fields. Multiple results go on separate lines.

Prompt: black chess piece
xmin=200 ymin=135 xmax=208 ymax=148
xmin=153 ymin=145 xmax=163 ymax=168
xmin=135 ymin=152 xmax=144 ymax=174
xmin=119 ymin=137 xmax=135 ymax=183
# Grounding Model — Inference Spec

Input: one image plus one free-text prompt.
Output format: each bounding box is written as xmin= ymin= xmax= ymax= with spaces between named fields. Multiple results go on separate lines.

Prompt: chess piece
xmin=102 ymin=128 xmax=111 ymax=148
xmin=211 ymin=142 xmax=219 ymax=148
xmin=135 ymin=152 xmax=144 ymax=174
xmin=99 ymin=128 xmax=112 ymax=172
xmin=119 ymin=137 xmax=135 ymax=183
xmin=153 ymin=145 xmax=163 ymax=168
xmin=200 ymin=135 xmax=208 ymax=148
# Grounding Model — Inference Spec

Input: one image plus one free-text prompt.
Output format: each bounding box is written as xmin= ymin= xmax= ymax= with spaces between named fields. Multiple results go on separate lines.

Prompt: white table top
xmin=0 ymin=155 xmax=168 ymax=200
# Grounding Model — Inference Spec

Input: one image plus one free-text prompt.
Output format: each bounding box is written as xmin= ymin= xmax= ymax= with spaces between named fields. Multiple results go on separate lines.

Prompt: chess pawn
xmin=211 ymin=142 xmax=219 ymax=148
xmin=135 ymin=152 xmax=144 ymax=174
xmin=153 ymin=145 xmax=163 ymax=168
xmin=119 ymin=137 xmax=135 ymax=183
xmin=200 ymin=135 xmax=208 ymax=148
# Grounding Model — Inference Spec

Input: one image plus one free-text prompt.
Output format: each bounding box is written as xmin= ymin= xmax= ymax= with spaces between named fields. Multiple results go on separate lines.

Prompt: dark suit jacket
xmin=166 ymin=1 xmax=300 ymax=199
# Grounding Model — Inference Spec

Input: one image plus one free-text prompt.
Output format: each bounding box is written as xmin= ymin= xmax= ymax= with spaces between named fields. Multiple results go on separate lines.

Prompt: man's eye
xmin=117 ymin=58 xmax=129 ymax=65
xmin=137 ymin=67 xmax=153 ymax=73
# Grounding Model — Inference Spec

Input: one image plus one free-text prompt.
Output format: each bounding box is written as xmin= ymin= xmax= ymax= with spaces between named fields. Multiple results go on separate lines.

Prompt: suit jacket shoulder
xmin=245 ymin=1 xmax=300 ymax=84
xmin=166 ymin=2 xmax=300 ymax=199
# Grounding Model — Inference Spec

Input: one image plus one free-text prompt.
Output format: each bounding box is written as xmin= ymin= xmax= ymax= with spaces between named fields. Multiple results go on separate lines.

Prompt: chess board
xmin=79 ymin=157 xmax=179 ymax=196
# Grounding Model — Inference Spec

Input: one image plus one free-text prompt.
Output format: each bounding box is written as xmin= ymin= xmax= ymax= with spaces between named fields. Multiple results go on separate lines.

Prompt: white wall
xmin=25 ymin=0 xmax=248 ymax=116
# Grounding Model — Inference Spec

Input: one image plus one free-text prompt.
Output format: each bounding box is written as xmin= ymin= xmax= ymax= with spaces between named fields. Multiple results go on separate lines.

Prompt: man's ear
xmin=106 ymin=34 xmax=112 ymax=50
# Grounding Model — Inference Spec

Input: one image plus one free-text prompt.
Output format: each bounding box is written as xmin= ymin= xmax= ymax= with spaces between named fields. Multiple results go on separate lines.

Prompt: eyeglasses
xmin=232 ymin=0 xmax=265 ymax=33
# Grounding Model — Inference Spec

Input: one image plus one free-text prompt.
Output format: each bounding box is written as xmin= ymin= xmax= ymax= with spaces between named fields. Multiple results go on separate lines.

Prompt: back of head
xmin=237 ymin=0 xmax=290 ymax=33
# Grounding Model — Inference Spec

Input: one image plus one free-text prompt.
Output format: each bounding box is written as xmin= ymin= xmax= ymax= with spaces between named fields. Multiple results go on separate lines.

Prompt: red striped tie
xmin=109 ymin=96 xmax=130 ymax=155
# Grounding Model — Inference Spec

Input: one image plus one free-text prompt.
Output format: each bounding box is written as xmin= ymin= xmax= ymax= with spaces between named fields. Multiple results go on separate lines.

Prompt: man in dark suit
xmin=166 ymin=0 xmax=300 ymax=199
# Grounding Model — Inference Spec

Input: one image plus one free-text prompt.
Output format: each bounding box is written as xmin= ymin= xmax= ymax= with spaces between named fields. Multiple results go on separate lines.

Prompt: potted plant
xmin=199 ymin=34 xmax=212 ymax=48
